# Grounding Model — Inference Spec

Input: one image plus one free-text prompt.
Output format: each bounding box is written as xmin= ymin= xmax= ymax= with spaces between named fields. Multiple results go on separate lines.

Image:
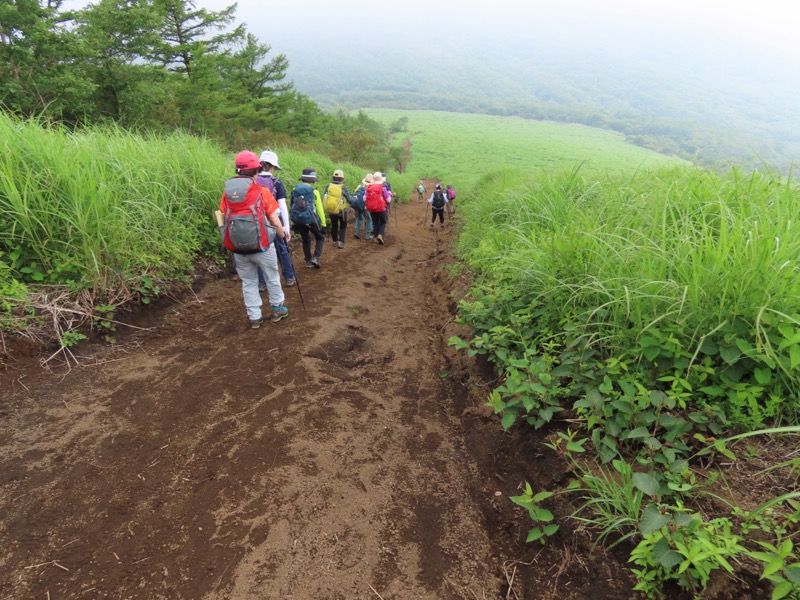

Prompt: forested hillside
xmin=271 ymin=16 xmax=799 ymax=173
xmin=0 ymin=0 xmax=403 ymax=169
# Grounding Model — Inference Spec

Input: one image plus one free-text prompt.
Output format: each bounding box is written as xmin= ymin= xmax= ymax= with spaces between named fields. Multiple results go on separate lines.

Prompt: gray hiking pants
xmin=234 ymin=246 xmax=284 ymax=321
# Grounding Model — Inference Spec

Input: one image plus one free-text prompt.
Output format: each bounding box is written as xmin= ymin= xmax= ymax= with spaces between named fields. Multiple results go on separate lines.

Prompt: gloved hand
xmin=321 ymin=227 xmax=328 ymax=236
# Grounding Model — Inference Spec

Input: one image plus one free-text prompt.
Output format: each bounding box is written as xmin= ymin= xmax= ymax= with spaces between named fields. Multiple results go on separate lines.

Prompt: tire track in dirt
xmin=0 ymin=195 xmax=504 ymax=599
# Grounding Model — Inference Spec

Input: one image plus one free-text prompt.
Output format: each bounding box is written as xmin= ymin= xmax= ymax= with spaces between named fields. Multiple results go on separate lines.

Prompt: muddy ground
xmin=0 ymin=187 xmax=638 ymax=599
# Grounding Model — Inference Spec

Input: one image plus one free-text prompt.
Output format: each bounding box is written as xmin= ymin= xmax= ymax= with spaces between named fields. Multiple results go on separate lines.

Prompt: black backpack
xmin=432 ymin=190 xmax=446 ymax=210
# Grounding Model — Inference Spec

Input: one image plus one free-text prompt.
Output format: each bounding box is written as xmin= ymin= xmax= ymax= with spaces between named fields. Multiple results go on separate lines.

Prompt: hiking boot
xmin=337 ymin=241 xmax=345 ymax=249
xmin=258 ymin=284 xmax=267 ymax=292
xmin=311 ymin=257 xmax=321 ymax=268
xmin=285 ymin=276 xmax=296 ymax=287
xmin=270 ymin=304 xmax=288 ymax=323
xmin=429 ymin=222 xmax=433 ymax=229
xmin=366 ymin=234 xmax=372 ymax=240
xmin=376 ymin=235 xmax=384 ymax=245
xmin=354 ymin=233 xmax=360 ymax=239
xmin=249 ymin=317 xmax=263 ymax=330
xmin=305 ymin=261 xmax=314 ymax=268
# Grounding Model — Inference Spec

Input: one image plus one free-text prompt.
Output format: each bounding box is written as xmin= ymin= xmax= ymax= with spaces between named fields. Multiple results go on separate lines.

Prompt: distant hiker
xmin=417 ymin=181 xmax=425 ymax=202
xmin=290 ymin=168 xmax=327 ymax=268
xmin=428 ymin=183 xmax=448 ymax=229
xmin=446 ymin=184 xmax=456 ymax=214
xmin=255 ymin=150 xmax=296 ymax=289
xmin=323 ymin=169 xmax=356 ymax=249
xmin=366 ymin=171 xmax=392 ymax=244
xmin=381 ymin=172 xmax=395 ymax=213
xmin=220 ymin=151 xmax=288 ymax=329
xmin=352 ymin=173 xmax=374 ymax=240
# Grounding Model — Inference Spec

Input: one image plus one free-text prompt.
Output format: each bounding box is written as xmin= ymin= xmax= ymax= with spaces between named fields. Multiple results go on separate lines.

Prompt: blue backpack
xmin=353 ymin=186 xmax=367 ymax=211
xmin=290 ymin=183 xmax=316 ymax=226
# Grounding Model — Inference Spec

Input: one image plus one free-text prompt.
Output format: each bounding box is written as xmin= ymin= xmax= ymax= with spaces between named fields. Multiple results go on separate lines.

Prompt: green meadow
xmin=364 ymin=108 xmax=682 ymax=188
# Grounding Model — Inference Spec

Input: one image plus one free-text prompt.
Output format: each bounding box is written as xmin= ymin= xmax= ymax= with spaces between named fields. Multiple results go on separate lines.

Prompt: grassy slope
xmin=364 ymin=108 xmax=682 ymax=189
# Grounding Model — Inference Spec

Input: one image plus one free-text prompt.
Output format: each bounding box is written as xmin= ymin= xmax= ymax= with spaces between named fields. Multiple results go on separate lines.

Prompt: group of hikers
xmin=417 ymin=180 xmax=456 ymax=229
xmin=219 ymin=149 xmax=423 ymax=329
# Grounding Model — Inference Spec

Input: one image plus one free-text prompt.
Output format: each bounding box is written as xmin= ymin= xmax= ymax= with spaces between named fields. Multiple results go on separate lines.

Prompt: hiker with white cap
xmin=428 ymin=183 xmax=449 ymax=229
xmin=364 ymin=171 xmax=392 ymax=244
xmin=352 ymin=173 xmax=373 ymax=240
xmin=255 ymin=150 xmax=296 ymax=288
xmin=322 ymin=169 xmax=356 ymax=249
xmin=289 ymin=168 xmax=327 ymax=268
xmin=220 ymin=151 xmax=288 ymax=329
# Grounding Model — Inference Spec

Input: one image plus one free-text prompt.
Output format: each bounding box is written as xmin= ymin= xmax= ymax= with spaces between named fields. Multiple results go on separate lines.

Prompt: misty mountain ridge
xmin=265 ymin=13 xmax=799 ymax=171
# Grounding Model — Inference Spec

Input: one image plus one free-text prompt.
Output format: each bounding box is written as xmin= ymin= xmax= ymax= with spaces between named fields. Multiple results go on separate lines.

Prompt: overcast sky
xmin=196 ymin=0 xmax=800 ymax=63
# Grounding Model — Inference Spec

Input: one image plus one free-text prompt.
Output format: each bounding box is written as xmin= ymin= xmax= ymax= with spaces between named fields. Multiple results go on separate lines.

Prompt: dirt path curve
xmin=0 ymin=191 xmax=507 ymax=599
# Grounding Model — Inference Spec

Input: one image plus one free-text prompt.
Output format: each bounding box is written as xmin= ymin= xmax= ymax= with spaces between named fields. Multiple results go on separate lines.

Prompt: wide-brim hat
xmin=300 ymin=167 xmax=317 ymax=182
xmin=371 ymin=171 xmax=385 ymax=185
xmin=259 ymin=150 xmax=281 ymax=170
xmin=333 ymin=169 xmax=344 ymax=179
xmin=362 ymin=173 xmax=374 ymax=187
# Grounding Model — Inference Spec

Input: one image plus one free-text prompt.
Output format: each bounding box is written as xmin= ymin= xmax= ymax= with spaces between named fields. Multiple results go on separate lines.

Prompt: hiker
xmin=255 ymin=150 xmax=296 ymax=289
xmin=220 ymin=151 xmax=289 ymax=329
xmin=323 ymin=169 xmax=356 ymax=249
xmin=352 ymin=173 xmax=373 ymax=240
xmin=381 ymin=172 xmax=395 ymax=217
xmin=290 ymin=168 xmax=327 ymax=268
xmin=428 ymin=183 xmax=448 ymax=229
xmin=417 ymin=180 xmax=425 ymax=202
xmin=446 ymin=184 xmax=457 ymax=214
xmin=365 ymin=171 xmax=392 ymax=244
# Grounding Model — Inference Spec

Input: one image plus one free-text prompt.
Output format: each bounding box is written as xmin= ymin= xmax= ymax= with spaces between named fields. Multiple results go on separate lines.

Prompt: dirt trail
xmin=0 ymin=189 xmax=519 ymax=599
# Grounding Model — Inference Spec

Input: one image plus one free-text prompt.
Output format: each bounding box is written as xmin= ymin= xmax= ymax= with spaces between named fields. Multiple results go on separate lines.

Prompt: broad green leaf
xmin=526 ymin=528 xmax=543 ymax=543
xmin=632 ymin=472 xmax=661 ymax=497
xmin=784 ymin=565 xmax=800 ymax=585
xmin=719 ymin=345 xmax=740 ymax=365
xmin=643 ymin=346 xmax=660 ymax=362
xmin=626 ymin=427 xmax=650 ymax=439
xmin=772 ymin=580 xmax=793 ymax=600
xmin=754 ymin=367 xmax=772 ymax=385
xmin=763 ymin=558 xmax=785 ymax=579
xmin=500 ymin=411 xmax=517 ymax=430
xmin=539 ymin=407 xmax=555 ymax=422
xmin=543 ymin=524 xmax=559 ymax=536
xmin=640 ymin=502 xmax=669 ymax=535
xmin=532 ymin=491 xmax=553 ymax=503
xmin=653 ymin=538 xmax=681 ymax=568
xmin=792 ymin=345 xmax=800 ymax=371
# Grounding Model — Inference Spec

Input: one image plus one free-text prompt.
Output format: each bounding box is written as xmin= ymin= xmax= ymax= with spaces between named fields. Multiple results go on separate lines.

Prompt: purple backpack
xmin=255 ymin=173 xmax=276 ymax=197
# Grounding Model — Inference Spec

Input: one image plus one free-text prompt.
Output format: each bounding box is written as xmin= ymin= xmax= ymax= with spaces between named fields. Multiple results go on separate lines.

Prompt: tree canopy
xmin=0 ymin=0 xmax=403 ymax=169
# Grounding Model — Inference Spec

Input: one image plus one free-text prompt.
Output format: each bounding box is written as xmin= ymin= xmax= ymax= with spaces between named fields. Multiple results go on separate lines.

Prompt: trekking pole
xmin=393 ymin=200 xmax=398 ymax=237
xmin=285 ymin=237 xmax=306 ymax=311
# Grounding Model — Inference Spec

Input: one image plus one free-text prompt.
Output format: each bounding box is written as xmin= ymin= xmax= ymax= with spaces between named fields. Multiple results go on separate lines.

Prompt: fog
xmin=196 ymin=0 xmax=800 ymax=167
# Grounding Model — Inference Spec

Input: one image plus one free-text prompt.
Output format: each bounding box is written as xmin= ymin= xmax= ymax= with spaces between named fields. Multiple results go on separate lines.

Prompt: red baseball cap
xmin=235 ymin=151 xmax=260 ymax=170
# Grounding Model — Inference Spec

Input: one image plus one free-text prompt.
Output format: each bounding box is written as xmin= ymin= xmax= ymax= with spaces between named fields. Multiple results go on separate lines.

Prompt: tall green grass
xmin=0 ymin=113 xmax=391 ymax=310
xmin=457 ymin=164 xmax=800 ymax=424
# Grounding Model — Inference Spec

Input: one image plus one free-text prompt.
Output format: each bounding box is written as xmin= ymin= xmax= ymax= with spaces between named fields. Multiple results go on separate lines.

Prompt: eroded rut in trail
xmin=1 ymin=190 xmax=641 ymax=599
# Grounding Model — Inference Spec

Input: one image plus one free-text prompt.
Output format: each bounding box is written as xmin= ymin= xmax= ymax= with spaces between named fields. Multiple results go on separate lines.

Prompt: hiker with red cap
xmin=220 ymin=151 xmax=289 ymax=329
xmin=365 ymin=171 xmax=392 ymax=244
